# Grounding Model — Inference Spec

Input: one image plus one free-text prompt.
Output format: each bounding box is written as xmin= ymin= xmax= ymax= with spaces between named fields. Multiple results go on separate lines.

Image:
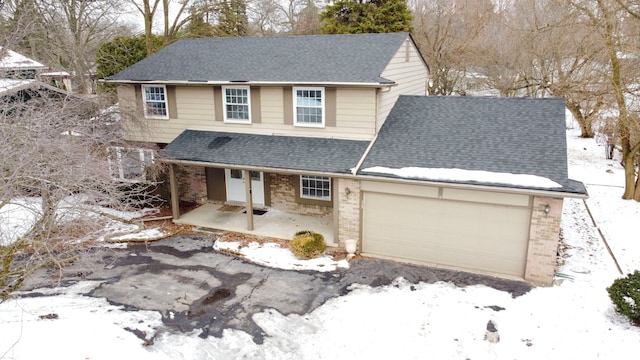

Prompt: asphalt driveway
xmin=22 ymin=234 xmax=531 ymax=343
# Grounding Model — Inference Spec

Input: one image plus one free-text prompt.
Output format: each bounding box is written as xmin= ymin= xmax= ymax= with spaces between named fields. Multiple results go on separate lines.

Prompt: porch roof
xmin=160 ymin=130 xmax=370 ymax=174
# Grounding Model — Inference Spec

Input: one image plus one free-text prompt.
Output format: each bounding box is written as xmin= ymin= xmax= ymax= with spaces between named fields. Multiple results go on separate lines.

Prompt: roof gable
xmin=106 ymin=33 xmax=411 ymax=84
xmin=0 ymin=79 xmax=71 ymax=97
xmin=0 ymin=48 xmax=46 ymax=70
xmin=359 ymin=96 xmax=583 ymax=193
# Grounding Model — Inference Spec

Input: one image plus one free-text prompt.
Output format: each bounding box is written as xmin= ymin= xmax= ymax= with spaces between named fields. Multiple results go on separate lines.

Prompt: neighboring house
xmin=104 ymin=32 xmax=586 ymax=286
xmin=40 ymin=71 xmax=74 ymax=92
xmin=0 ymin=47 xmax=47 ymax=79
xmin=0 ymin=78 xmax=73 ymax=115
xmin=41 ymin=70 xmax=98 ymax=94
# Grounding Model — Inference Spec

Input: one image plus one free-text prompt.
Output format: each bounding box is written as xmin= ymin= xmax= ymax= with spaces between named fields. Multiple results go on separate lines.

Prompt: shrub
xmin=607 ymin=270 xmax=640 ymax=324
xmin=290 ymin=231 xmax=326 ymax=259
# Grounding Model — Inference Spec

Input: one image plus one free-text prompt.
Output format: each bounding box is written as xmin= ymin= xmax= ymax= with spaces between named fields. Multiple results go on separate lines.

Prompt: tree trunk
xmin=144 ymin=1 xmax=154 ymax=56
xmin=566 ymin=103 xmax=594 ymax=138
xmin=634 ymin=171 xmax=640 ymax=201
xmin=595 ymin=0 xmax=637 ymax=200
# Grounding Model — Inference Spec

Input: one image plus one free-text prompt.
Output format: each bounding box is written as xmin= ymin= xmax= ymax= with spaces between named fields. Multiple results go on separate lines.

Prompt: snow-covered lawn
xmin=1 ymin=126 xmax=639 ymax=359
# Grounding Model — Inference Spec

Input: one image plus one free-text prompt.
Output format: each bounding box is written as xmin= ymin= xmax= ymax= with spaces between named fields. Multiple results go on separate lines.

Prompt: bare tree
xmin=0 ymin=83 xmax=161 ymax=300
xmin=38 ymin=0 xmax=131 ymax=93
xmin=129 ymin=0 xmax=162 ymax=55
xmin=469 ymin=0 xmax=610 ymax=138
xmin=411 ymin=0 xmax=494 ymax=95
xmin=247 ymin=0 xmax=281 ymax=35
xmin=569 ymin=0 xmax=640 ymax=200
xmin=129 ymin=0 xmax=203 ymax=53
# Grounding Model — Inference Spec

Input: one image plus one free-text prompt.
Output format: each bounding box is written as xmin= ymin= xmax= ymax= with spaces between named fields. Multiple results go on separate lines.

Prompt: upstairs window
xmin=142 ymin=85 xmax=168 ymax=119
xmin=223 ymin=86 xmax=251 ymax=123
xmin=294 ymin=87 xmax=324 ymax=127
xmin=300 ymin=175 xmax=331 ymax=201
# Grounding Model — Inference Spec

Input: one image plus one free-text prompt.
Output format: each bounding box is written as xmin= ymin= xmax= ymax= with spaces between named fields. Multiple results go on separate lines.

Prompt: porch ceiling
xmin=160 ymin=130 xmax=370 ymax=174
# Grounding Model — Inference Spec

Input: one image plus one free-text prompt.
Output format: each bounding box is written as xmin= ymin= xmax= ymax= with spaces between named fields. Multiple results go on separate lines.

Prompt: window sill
xmin=223 ymin=119 xmax=252 ymax=124
xmin=294 ymin=123 xmax=325 ymax=128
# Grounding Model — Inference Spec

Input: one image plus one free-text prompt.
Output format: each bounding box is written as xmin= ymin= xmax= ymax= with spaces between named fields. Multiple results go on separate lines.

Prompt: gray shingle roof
xmin=105 ymin=33 xmax=411 ymax=84
xmin=359 ymin=95 xmax=586 ymax=194
xmin=160 ymin=130 xmax=369 ymax=174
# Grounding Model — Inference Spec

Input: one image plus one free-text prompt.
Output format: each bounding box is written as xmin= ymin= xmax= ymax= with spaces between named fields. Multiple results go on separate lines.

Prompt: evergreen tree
xmin=96 ymin=34 xmax=163 ymax=90
xmin=320 ymin=0 xmax=413 ymax=34
xmin=215 ymin=0 xmax=249 ymax=37
xmin=182 ymin=8 xmax=216 ymax=38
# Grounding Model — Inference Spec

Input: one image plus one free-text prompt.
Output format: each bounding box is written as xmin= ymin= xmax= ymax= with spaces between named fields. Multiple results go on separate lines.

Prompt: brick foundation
xmin=176 ymin=165 xmax=208 ymax=204
xmin=524 ymin=196 xmax=564 ymax=286
xmin=269 ymin=174 xmax=333 ymax=216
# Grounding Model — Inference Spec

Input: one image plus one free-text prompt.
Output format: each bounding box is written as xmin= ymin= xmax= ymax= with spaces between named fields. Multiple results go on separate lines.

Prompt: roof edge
xmin=159 ymin=158 xmax=587 ymax=199
xmin=100 ymin=79 xmax=396 ymax=87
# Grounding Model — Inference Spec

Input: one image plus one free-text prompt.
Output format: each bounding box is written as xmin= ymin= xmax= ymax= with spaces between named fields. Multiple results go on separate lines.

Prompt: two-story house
xmin=105 ymin=32 xmax=586 ymax=285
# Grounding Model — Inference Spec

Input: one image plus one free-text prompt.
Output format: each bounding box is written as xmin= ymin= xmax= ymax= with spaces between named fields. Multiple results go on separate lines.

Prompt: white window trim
xmin=222 ymin=85 xmax=251 ymax=124
xmin=108 ymin=146 xmax=155 ymax=183
xmin=300 ymin=175 xmax=331 ymax=201
xmin=141 ymin=84 xmax=169 ymax=120
xmin=293 ymin=86 xmax=325 ymax=128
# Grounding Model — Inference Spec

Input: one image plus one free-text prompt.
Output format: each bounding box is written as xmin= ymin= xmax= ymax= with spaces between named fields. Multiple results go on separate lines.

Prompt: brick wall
xmin=269 ymin=174 xmax=332 ymax=216
xmin=524 ymin=196 xmax=564 ymax=286
xmin=176 ymin=165 xmax=208 ymax=204
xmin=336 ymin=178 xmax=361 ymax=248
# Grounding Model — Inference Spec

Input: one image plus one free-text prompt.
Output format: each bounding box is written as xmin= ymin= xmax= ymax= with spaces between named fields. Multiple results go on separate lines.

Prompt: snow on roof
xmin=0 ymin=47 xmax=47 ymax=70
xmin=41 ymin=71 xmax=71 ymax=76
xmin=361 ymin=166 xmax=563 ymax=189
xmin=0 ymin=78 xmax=35 ymax=93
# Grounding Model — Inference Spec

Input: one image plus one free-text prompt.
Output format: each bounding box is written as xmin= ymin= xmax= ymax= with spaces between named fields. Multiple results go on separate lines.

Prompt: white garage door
xmin=362 ymin=190 xmax=531 ymax=277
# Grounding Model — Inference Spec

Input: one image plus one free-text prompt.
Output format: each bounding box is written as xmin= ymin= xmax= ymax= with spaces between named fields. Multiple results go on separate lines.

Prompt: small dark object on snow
xmin=485 ymin=320 xmax=500 ymax=343
xmin=486 ymin=320 xmax=497 ymax=332
xmin=410 ymin=285 xmax=416 ymax=291
xmin=38 ymin=313 xmax=58 ymax=320
xmin=485 ymin=305 xmax=505 ymax=312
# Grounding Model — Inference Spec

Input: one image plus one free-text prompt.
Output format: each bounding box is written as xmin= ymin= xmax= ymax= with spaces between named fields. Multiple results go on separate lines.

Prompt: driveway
xmin=22 ymin=234 xmax=531 ymax=343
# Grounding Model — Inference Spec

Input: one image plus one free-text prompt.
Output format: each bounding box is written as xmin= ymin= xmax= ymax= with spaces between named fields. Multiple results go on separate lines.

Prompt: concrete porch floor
xmin=174 ymin=204 xmax=335 ymax=245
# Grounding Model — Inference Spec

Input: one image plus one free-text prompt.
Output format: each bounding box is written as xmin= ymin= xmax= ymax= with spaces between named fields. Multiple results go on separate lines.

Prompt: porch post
xmin=169 ymin=163 xmax=180 ymax=220
xmin=243 ymin=169 xmax=254 ymax=230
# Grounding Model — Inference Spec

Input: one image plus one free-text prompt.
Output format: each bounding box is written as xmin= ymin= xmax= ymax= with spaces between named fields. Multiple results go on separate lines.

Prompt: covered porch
xmin=173 ymin=203 xmax=335 ymax=245
xmin=160 ymin=129 xmax=370 ymax=248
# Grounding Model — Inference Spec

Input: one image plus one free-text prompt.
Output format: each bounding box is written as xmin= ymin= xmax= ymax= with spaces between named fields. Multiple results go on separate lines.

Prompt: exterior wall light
xmin=544 ymin=205 xmax=551 ymax=216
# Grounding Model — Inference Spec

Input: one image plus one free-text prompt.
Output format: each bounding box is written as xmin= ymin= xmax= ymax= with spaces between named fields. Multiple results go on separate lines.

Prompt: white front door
xmin=225 ymin=169 xmax=265 ymax=206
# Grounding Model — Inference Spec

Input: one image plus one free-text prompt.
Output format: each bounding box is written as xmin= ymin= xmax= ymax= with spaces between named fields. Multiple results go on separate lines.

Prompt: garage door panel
xmin=362 ymin=191 xmax=531 ymax=277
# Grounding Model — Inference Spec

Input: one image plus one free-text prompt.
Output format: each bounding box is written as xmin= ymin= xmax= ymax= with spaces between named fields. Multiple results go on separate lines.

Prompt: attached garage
xmin=361 ymin=181 xmax=532 ymax=277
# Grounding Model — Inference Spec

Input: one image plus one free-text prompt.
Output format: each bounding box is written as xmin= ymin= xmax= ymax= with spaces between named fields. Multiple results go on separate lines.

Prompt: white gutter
xmin=160 ymin=158 xmax=588 ymax=199
xmin=99 ymin=79 xmax=397 ymax=88
xmin=351 ymin=132 xmax=379 ymax=175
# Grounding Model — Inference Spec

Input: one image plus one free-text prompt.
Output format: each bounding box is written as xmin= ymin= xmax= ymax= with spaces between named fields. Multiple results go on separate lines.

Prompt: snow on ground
xmin=1 ymin=125 xmax=639 ymax=359
xmin=214 ymin=240 xmax=349 ymax=272
xmin=0 ymin=195 xmax=167 ymax=246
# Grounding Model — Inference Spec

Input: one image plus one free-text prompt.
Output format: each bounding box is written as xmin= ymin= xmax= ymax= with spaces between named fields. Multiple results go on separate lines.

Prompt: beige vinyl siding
xmin=335 ymin=88 xmax=376 ymax=134
xmin=118 ymin=84 xmax=379 ymax=143
xmin=260 ymin=87 xmax=284 ymax=125
xmin=377 ymin=38 xmax=429 ymax=130
xmin=117 ymin=84 xmax=179 ymax=143
xmin=176 ymin=86 xmax=216 ymax=121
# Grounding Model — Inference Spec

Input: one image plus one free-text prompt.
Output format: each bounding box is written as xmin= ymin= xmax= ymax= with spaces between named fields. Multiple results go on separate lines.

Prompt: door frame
xmin=224 ymin=169 xmax=265 ymax=206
